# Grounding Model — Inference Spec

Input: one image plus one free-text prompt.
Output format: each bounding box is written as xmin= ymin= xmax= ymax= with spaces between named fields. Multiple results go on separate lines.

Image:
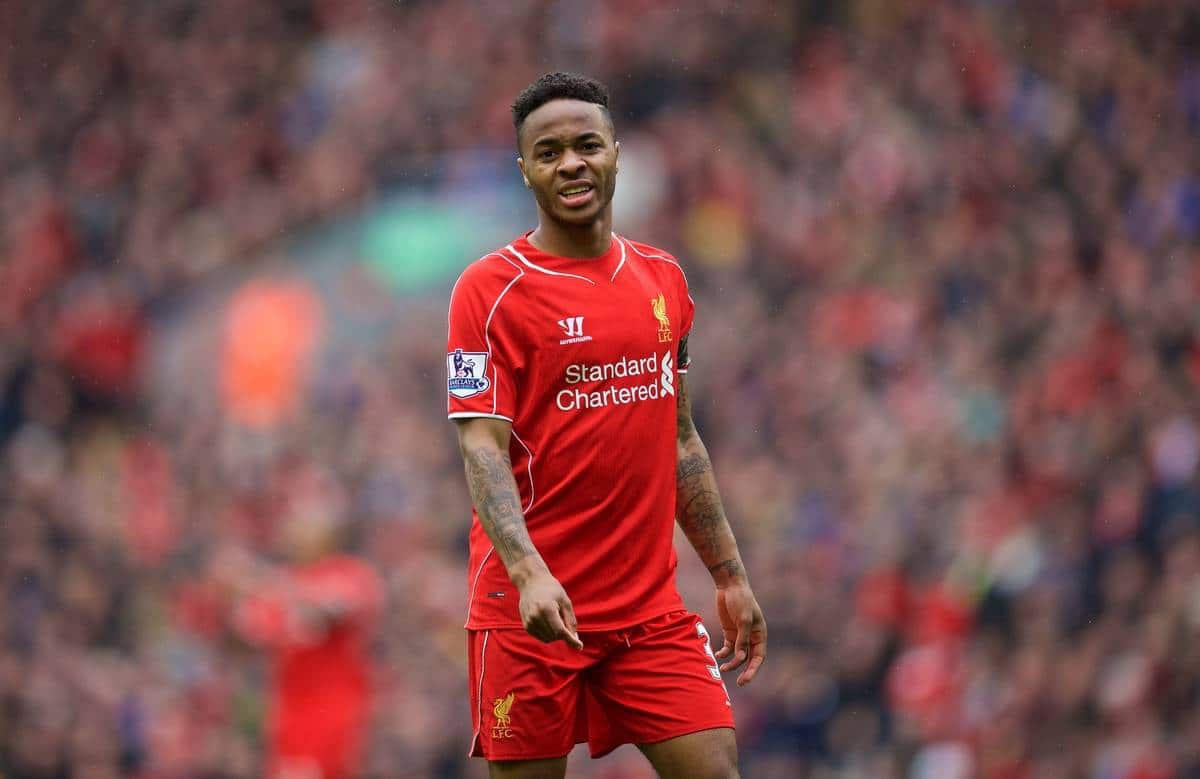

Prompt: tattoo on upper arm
xmin=676 ymin=376 xmax=696 ymax=441
xmin=463 ymin=446 xmax=535 ymax=565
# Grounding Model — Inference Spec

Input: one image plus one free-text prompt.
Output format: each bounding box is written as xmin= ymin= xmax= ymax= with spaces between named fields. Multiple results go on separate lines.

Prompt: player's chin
xmin=553 ymin=203 xmax=603 ymax=227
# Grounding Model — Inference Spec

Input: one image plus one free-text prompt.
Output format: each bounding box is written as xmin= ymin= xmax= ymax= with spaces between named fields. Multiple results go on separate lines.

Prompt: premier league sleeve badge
xmin=447 ymin=348 xmax=491 ymax=399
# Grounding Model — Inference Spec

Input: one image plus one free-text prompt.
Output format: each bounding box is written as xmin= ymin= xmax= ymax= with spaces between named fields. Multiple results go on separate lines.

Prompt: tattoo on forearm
xmin=680 ymin=487 xmax=725 ymax=560
xmin=708 ymin=559 xmax=745 ymax=580
xmin=676 ymin=446 xmax=740 ymax=574
xmin=677 ymin=451 xmax=711 ymax=479
xmin=463 ymin=447 xmax=535 ymax=566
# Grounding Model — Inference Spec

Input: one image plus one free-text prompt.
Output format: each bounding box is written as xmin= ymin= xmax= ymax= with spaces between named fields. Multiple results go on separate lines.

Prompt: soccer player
xmin=446 ymin=72 xmax=767 ymax=778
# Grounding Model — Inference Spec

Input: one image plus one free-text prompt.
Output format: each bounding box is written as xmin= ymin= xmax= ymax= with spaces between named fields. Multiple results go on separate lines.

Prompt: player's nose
xmin=558 ymin=149 xmax=586 ymax=175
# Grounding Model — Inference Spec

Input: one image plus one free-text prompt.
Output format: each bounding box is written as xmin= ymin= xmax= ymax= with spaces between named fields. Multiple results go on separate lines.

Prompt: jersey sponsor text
xmin=557 ymin=351 xmax=675 ymax=411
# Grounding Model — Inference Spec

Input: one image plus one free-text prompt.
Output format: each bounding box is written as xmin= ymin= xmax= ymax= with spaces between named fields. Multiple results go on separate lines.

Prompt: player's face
xmin=517 ymin=100 xmax=619 ymax=228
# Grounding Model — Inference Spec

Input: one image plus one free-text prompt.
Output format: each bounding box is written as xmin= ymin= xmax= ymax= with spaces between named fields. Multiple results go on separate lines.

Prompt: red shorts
xmin=467 ymin=610 xmax=734 ymax=761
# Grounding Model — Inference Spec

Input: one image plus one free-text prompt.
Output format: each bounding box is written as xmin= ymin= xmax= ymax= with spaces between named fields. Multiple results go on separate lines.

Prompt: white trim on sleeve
xmin=447 ymin=412 xmax=515 ymax=422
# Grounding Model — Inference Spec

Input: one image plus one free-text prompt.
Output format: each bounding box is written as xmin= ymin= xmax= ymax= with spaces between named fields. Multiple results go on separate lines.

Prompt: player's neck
xmin=528 ymin=213 xmax=613 ymax=258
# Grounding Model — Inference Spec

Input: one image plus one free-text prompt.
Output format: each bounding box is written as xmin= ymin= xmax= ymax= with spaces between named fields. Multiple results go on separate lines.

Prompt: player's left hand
xmin=715 ymin=582 xmax=767 ymax=687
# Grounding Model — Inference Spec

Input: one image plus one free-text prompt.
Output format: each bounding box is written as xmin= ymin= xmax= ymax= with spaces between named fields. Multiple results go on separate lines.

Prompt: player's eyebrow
xmin=531 ymin=131 xmax=605 ymax=148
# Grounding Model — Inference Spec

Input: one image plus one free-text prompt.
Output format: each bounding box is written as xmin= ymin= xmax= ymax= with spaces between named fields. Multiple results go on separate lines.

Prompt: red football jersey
xmin=447 ymin=233 xmax=694 ymax=630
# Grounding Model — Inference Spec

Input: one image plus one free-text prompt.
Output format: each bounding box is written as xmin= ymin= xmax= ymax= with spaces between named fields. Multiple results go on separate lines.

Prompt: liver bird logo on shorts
xmin=651 ymin=293 xmax=672 ymax=343
xmin=492 ymin=692 xmax=516 ymax=739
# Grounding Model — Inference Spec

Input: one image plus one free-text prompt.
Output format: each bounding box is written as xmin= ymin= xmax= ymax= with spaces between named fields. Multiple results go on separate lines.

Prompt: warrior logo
xmin=557 ymin=315 xmax=592 ymax=345
xmin=447 ymin=348 xmax=490 ymax=399
xmin=651 ymin=293 xmax=672 ymax=343
xmin=492 ymin=692 xmax=516 ymax=739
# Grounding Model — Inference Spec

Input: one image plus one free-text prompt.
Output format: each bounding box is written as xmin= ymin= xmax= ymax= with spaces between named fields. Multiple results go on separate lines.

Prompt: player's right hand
xmin=517 ymin=571 xmax=584 ymax=649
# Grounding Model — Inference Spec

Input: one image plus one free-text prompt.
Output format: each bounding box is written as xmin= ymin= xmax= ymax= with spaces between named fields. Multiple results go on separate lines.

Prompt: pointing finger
xmin=561 ymin=628 xmax=584 ymax=650
xmin=547 ymin=605 xmax=583 ymax=650
xmin=558 ymin=598 xmax=584 ymax=649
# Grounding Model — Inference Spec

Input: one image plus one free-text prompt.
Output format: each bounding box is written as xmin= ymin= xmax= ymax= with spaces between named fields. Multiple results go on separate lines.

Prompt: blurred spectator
xmin=213 ymin=464 xmax=382 ymax=779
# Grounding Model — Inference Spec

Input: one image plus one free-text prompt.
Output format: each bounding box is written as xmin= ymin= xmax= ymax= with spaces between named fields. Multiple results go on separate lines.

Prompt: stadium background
xmin=3 ymin=0 xmax=1200 ymax=777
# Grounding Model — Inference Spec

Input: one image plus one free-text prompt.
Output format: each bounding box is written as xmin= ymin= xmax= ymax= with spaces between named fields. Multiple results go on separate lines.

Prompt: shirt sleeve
xmin=446 ymin=259 xmax=522 ymax=420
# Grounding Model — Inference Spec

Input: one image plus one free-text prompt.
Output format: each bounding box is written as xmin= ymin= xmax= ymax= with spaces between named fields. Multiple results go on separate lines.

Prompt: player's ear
xmin=516 ymin=155 xmax=532 ymax=189
xmin=614 ymin=140 xmax=620 ymax=175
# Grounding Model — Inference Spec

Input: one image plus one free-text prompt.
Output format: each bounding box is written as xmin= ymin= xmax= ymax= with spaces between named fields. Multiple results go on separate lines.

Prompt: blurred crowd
xmin=3 ymin=0 xmax=1200 ymax=777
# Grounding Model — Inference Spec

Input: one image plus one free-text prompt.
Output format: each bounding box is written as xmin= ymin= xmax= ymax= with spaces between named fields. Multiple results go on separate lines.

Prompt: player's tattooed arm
xmin=676 ymin=373 xmax=768 ymax=685
xmin=455 ymin=416 xmax=539 ymax=570
xmin=675 ymin=375 xmax=746 ymax=585
xmin=454 ymin=416 xmax=583 ymax=649
xmin=461 ymin=444 xmax=537 ymax=566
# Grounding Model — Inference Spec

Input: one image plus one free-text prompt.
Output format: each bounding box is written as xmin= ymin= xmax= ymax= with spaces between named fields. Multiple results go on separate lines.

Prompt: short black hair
xmin=511 ymin=72 xmax=611 ymax=138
